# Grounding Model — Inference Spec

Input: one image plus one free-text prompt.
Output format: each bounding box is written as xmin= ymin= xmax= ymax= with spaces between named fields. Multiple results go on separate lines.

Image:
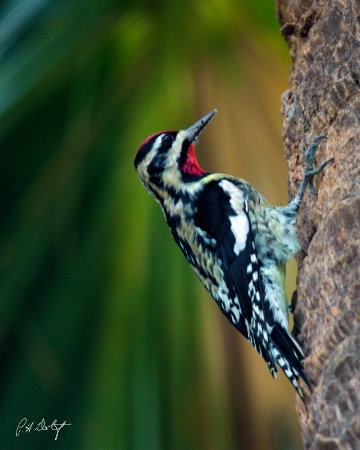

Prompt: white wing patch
xmin=229 ymin=214 xmax=249 ymax=255
xmin=219 ymin=179 xmax=249 ymax=256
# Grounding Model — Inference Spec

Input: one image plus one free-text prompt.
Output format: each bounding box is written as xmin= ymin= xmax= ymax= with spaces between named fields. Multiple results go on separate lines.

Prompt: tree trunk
xmin=275 ymin=0 xmax=360 ymax=448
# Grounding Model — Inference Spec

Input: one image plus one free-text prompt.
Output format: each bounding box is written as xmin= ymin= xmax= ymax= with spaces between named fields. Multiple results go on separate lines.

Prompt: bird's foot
xmin=304 ymin=136 xmax=333 ymax=195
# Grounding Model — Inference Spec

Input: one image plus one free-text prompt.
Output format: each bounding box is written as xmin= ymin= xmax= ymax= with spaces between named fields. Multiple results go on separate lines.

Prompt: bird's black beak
xmin=185 ymin=109 xmax=217 ymax=143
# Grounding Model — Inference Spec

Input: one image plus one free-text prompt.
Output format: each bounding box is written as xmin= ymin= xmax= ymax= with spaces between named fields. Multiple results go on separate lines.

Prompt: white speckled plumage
xmin=134 ymin=110 xmax=332 ymax=403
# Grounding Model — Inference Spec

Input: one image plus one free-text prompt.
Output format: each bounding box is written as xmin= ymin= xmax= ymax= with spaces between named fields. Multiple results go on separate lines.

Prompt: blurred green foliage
xmin=0 ymin=0 xmax=301 ymax=449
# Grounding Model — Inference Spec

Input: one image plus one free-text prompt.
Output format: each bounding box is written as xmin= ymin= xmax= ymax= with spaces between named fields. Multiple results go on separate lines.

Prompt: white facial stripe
xmin=165 ymin=130 xmax=185 ymax=168
xmin=137 ymin=134 xmax=163 ymax=181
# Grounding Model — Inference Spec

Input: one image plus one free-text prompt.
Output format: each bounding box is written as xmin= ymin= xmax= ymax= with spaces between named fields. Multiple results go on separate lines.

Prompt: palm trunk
xmin=275 ymin=0 xmax=360 ymax=448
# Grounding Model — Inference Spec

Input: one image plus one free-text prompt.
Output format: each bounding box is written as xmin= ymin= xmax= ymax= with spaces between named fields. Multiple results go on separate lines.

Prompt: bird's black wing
xmin=193 ymin=178 xmax=277 ymax=374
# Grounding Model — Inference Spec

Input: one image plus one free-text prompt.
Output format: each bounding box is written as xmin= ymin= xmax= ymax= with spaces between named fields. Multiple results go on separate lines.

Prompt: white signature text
xmin=16 ymin=418 xmax=71 ymax=440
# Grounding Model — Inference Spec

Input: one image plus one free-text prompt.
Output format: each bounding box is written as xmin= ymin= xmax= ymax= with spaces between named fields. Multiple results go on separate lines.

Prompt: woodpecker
xmin=134 ymin=109 xmax=332 ymax=402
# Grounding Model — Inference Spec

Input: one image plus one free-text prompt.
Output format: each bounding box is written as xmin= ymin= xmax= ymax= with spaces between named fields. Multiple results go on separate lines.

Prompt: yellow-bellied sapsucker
xmin=134 ymin=110 xmax=332 ymax=402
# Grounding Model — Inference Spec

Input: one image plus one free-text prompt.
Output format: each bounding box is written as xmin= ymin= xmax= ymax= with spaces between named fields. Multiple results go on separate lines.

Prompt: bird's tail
xmin=269 ymin=323 xmax=312 ymax=404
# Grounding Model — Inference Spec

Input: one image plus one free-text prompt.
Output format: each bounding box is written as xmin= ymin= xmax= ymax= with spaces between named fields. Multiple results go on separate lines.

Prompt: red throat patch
xmin=181 ymin=143 xmax=205 ymax=176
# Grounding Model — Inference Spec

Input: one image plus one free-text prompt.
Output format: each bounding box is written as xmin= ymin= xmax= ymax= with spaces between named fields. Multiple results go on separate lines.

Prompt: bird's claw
xmin=304 ymin=136 xmax=332 ymax=195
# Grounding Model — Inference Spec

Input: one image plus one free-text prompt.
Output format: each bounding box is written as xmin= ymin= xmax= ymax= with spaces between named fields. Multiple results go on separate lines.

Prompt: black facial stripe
xmin=134 ymin=133 xmax=162 ymax=168
xmin=179 ymin=138 xmax=191 ymax=165
xmin=148 ymin=153 xmax=168 ymax=174
xmin=157 ymin=132 xmax=178 ymax=154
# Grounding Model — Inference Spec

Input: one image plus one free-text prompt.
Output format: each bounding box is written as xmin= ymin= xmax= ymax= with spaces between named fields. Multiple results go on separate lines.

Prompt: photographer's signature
xmin=16 ymin=417 xmax=71 ymax=440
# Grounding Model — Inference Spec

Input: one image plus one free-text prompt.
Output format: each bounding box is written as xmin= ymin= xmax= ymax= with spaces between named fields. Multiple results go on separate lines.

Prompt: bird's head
xmin=134 ymin=110 xmax=217 ymax=195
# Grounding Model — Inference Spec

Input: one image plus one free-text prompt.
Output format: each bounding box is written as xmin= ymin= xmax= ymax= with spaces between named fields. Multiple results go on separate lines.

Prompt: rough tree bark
xmin=274 ymin=0 xmax=360 ymax=448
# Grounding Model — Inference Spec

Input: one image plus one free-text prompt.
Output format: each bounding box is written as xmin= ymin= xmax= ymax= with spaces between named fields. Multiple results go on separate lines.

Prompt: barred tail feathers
xmin=269 ymin=323 xmax=312 ymax=403
xmin=247 ymin=328 xmax=278 ymax=379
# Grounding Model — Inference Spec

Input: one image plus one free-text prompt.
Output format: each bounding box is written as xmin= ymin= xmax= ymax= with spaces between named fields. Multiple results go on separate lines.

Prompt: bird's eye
xmin=162 ymin=134 xmax=174 ymax=145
